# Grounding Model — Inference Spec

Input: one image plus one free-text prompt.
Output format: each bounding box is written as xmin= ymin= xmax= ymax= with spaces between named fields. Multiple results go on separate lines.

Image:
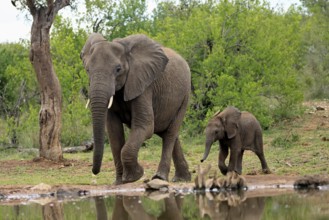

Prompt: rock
xmin=146 ymin=191 xmax=170 ymax=201
xmin=0 ymin=193 xmax=5 ymax=199
xmin=316 ymin=106 xmax=325 ymax=111
xmin=31 ymin=183 xmax=52 ymax=191
xmin=30 ymin=198 xmax=55 ymax=205
xmin=145 ymin=179 xmax=169 ymax=190
xmin=321 ymin=137 xmax=329 ymax=141
xmin=56 ymin=187 xmax=89 ymax=199
xmin=294 ymin=175 xmax=329 ymax=189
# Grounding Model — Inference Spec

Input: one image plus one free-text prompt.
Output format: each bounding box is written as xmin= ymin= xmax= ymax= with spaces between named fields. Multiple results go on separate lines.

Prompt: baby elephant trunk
xmin=201 ymin=139 xmax=213 ymax=162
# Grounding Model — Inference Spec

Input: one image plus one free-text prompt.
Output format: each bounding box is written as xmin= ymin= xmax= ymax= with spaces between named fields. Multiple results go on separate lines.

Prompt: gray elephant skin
xmin=81 ymin=33 xmax=191 ymax=184
xmin=201 ymin=106 xmax=270 ymax=175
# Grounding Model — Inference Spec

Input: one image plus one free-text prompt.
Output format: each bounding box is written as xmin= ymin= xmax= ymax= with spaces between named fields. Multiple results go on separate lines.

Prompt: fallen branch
xmin=63 ymin=143 xmax=93 ymax=153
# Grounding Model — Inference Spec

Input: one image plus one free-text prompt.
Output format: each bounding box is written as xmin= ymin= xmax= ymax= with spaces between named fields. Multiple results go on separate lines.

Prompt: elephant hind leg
xmin=152 ymin=133 xmax=175 ymax=181
xmin=172 ymin=138 xmax=191 ymax=182
xmin=154 ymin=95 xmax=190 ymax=182
xmin=254 ymin=136 xmax=271 ymax=174
xmin=254 ymin=132 xmax=271 ymax=174
xmin=254 ymin=150 xmax=271 ymax=174
xmin=237 ymin=150 xmax=244 ymax=175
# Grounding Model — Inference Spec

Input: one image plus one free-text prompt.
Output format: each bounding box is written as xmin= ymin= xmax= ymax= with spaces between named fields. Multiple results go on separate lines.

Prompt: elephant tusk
xmin=85 ymin=99 xmax=90 ymax=109
xmin=108 ymin=96 xmax=113 ymax=109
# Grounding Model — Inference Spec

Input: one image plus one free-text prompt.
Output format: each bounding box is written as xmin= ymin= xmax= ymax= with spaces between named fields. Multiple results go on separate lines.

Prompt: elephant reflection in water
xmin=94 ymin=193 xmax=184 ymax=220
xmin=196 ymin=192 xmax=265 ymax=220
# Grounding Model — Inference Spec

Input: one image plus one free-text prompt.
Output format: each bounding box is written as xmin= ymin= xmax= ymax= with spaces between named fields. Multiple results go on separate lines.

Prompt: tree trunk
xmin=29 ymin=7 xmax=63 ymax=161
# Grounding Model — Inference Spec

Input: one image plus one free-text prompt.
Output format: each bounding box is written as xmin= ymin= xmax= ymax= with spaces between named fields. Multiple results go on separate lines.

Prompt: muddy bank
xmin=1 ymin=174 xmax=328 ymax=205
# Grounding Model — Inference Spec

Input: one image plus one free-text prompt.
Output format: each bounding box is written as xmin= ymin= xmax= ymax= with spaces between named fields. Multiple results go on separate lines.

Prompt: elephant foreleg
xmin=171 ymin=138 xmax=191 ymax=182
xmin=121 ymin=95 xmax=154 ymax=183
xmin=107 ymin=111 xmax=125 ymax=185
xmin=218 ymin=144 xmax=229 ymax=175
xmin=121 ymin=130 xmax=146 ymax=183
xmin=227 ymin=146 xmax=241 ymax=174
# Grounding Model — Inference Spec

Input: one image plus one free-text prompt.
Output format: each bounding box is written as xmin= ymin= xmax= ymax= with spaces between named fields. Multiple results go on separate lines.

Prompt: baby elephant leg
xmin=237 ymin=150 xmax=244 ymax=174
xmin=255 ymin=133 xmax=271 ymax=174
xmin=255 ymin=151 xmax=271 ymax=174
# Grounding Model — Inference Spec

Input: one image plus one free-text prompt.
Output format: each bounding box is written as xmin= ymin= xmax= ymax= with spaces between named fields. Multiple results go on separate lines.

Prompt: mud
xmin=1 ymin=174 xmax=328 ymax=205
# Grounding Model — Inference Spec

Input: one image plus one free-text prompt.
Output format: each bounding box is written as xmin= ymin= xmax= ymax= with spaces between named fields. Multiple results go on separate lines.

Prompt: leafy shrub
xmin=61 ymin=96 xmax=92 ymax=147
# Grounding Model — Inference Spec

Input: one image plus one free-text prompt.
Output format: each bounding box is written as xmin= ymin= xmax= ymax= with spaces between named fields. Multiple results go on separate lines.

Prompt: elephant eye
xmin=115 ymin=64 xmax=121 ymax=74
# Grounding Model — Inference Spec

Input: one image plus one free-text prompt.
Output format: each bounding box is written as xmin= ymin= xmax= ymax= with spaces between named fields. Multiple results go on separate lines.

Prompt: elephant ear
xmin=114 ymin=34 xmax=169 ymax=101
xmin=221 ymin=106 xmax=242 ymax=139
xmin=80 ymin=33 xmax=107 ymax=68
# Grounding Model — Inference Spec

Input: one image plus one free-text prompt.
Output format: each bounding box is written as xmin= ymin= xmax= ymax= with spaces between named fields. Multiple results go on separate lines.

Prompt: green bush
xmin=61 ymin=95 xmax=92 ymax=147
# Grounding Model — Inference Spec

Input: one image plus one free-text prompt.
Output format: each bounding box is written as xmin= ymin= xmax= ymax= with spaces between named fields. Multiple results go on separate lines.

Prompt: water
xmin=1 ymin=189 xmax=329 ymax=220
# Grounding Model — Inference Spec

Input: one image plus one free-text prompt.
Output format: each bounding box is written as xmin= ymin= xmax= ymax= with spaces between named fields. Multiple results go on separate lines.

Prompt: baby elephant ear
xmin=115 ymin=34 xmax=169 ymax=101
xmin=222 ymin=107 xmax=241 ymax=139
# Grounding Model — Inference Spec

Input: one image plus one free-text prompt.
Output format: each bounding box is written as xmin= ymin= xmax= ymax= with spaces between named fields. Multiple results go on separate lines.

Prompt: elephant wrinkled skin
xmin=81 ymin=33 xmax=191 ymax=184
xmin=201 ymin=106 xmax=270 ymax=182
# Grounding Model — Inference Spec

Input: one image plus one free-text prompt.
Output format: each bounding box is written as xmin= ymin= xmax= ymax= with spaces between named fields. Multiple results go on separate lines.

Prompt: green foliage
xmin=2 ymin=0 xmax=328 ymax=148
xmin=0 ymin=42 xmax=37 ymax=146
xmin=61 ymin=95 xmax=92 ymax=147
xmin=51 ymin=16 xmax=92 ymax=146
xmin=0 ymin=107 xmax=39 ymax=148
xmin=300 ymin=0 xmax=329 ymax=99
xmin=0 ymin=42 xmax=36 ymax=115
xmin=83 ymin=0 xmax=151 ymax=39
xmin=152 ymin=0 xmax=304 ymax=133
xmin=13 ymin=106 xmax=39 ymax=148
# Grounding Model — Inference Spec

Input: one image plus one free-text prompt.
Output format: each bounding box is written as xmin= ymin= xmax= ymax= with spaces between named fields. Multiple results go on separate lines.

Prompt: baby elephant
xmin=201 ymin=106 xmax=270 ymax=176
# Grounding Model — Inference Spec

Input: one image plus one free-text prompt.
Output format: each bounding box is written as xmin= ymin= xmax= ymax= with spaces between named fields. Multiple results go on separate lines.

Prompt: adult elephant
xmin=80 ymin=33 xmax=191 ymax=184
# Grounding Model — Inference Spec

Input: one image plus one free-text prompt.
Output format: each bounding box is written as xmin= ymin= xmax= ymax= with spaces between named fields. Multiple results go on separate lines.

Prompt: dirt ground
xmin=1 ymin=100 xmax=329 ymax=203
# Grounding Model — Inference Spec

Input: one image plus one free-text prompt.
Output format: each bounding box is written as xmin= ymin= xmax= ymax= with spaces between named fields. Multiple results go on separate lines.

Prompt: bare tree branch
xmin=11 ymin=0 xmax=16 ymax=7
xmin=93 ymin=18 xmax=103 ymax=33
xmin=53 ymin=0 xmax=71 ymax=14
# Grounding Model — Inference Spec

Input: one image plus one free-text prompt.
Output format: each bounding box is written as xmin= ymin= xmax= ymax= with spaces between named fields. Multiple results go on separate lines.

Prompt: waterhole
xmin=1 ymin=187 xmax=328 ymax=219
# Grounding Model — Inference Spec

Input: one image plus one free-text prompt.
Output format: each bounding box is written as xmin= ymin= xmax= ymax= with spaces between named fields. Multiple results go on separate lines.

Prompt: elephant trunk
xmin=90 ymin=90 xmax=111 ymax=175
xmin=201 ymin=139 xmax=213 ymax=162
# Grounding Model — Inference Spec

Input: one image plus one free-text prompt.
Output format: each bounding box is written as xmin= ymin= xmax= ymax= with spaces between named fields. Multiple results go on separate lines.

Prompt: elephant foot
xmin=152 ymin=172 xmax=168 ymax=181
xmin=113 ymin=179 xmax=123 ymax=185
xmin=219 ymin=165 xmax=228 ymax=176
xmin=220 ymin=171 xmax=246 ymax=189
xmin=122 ymin=164 xmax=144 ymax=184
xmin=172 ymin=171 xmax=191 ymax=182
xmin=112 ymin=172 xmax=123 ymax=185
xmin=262 ymin=168 xmax=272 ymax=174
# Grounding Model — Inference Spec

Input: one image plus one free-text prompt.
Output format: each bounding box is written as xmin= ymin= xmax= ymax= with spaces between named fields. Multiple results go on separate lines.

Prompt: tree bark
xmin=26 ymin=0 xmax=71 ymax=161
